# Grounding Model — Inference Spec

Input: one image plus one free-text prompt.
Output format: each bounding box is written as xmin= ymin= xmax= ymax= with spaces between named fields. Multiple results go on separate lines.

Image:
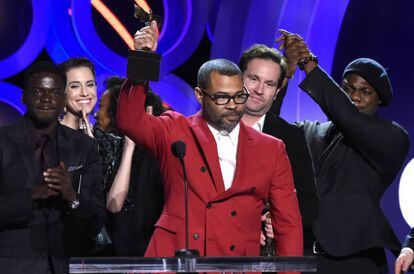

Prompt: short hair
xmin=239 ymin=44 xmax=288 ymax=88
xmin=24 ymin=61 xmax=66 ymax=90
xmin=60 ymin=57 xmax=96 ymax=79
xmin=197 ymin=59 xmax=243 ymax=90
xmin=103 ymin=76 xmax=165 ymax=133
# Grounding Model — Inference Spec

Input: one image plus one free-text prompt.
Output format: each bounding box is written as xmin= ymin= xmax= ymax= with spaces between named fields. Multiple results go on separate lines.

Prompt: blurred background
xmin=0 ymin=0 xmax=413 ymax=271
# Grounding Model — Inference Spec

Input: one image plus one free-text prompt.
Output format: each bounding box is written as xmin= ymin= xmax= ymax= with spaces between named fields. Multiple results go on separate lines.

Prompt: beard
xmin=202 ymin=100 xmax=244 ymax=132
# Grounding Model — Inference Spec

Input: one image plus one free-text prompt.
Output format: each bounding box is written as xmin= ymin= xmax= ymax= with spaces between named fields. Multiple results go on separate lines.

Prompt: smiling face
xmin=23 ymin=72 xmax=66 ymax=127
xmin=65 ymin=66 xmax=97 ymax=117
xmin=342 ymin=74 xmax=381 ymax=116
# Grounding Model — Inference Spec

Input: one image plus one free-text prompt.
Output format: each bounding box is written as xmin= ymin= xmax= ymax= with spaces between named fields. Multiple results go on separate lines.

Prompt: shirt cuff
xmin=401 ymin=247 xmax=414 ymax=255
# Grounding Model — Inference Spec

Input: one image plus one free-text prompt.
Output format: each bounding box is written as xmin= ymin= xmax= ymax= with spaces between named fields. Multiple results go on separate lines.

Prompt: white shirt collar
xmin=207 ymin=123 xmax=240 ymax=146
xmin=251 ymin=115 xmax=266 ymax=133
xmin=207 ymin=122 xmax=240 ymax=190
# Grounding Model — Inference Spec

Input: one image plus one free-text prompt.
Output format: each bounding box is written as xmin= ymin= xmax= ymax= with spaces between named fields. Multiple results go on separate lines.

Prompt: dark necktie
xmin=35 ymin=135 xmax=58 ymax=213
xmin=35 ymin=134 xmax=57 ymax=170
xmin=35 ymin=136 xmax=56 ymax=271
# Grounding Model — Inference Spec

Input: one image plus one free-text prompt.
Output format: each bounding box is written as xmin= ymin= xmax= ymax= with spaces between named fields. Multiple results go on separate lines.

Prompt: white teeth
xmin=77 ymin=100 xmax=91 ymax=104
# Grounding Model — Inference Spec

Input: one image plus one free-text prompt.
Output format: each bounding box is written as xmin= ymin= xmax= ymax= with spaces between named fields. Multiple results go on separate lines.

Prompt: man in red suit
xmin=117 ymin=21 xmax=302 ymax=267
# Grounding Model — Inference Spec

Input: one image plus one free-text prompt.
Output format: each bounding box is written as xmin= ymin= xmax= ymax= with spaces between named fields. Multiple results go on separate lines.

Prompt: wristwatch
xmin=68 ymin=198 xmax=80 ymax=209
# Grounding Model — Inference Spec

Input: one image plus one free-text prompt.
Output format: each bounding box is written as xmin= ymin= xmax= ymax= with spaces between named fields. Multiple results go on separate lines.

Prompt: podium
xmin=70 ymin=256 xmax=316 ymax=273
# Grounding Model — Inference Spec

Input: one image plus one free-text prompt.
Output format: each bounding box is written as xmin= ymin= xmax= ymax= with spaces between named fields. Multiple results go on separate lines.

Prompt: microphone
xmin=171 ymin=141 xmax=199 ymax=257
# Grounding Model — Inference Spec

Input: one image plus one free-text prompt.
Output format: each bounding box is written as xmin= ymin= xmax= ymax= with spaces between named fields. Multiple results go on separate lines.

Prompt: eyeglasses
xmin=199 ymin=87 xmax=250 ymax=105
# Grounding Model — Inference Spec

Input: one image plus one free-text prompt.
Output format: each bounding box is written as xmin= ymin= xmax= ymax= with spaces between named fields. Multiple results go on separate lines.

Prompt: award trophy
xmin=127 ymin=3 xmax=161 ymax=82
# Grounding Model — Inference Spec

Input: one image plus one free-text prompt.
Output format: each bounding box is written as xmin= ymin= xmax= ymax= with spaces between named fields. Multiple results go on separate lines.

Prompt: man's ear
xmin=194 ymin=87 xmax=203 ymax=104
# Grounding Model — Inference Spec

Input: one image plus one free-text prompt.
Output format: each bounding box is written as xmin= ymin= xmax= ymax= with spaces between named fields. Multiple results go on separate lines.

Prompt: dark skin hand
xmin=43 ymin=162 xmax=77 ymax=202
xmin=31 ymin=184 xmax=59 ymax=200
xmin=276 ymin=29 xmax=317 ymax=75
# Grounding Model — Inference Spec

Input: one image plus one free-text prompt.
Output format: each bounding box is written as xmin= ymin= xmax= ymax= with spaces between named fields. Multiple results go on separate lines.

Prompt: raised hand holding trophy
xmin=127 ymin=3 xmax=161 ymax=82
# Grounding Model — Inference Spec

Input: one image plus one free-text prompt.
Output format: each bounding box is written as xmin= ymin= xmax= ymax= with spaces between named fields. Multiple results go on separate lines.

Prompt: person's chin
xmin=33 ymin=115 xmax=57 ymax=127
xmin=223 ymin=117 xmax=240 ymax=130
xmin=73 ymin=104 xmax=93 ymax=115
xmin=355 ymin=105 xmax=365 ymax=113
xmin=225 ymin=114 xmax=241 ymax=123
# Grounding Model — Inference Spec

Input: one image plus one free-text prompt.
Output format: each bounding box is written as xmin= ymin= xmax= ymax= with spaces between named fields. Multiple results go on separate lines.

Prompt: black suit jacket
xmin=403 ymin=228 xmax=414 ymax=250
xmin=0 ymin=117 xmax=105 ymax=274
xmin=263 ymin=112 xmax=319 ymax=242
xmin=297 ymin=66 xmax=409 ymax=257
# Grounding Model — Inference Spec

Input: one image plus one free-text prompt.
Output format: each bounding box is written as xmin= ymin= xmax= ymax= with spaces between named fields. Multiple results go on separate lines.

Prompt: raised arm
xmin=117 ymin=20 xmax=173 ymax=157
xmin=280 ymin=30 xmax=409 ymax=178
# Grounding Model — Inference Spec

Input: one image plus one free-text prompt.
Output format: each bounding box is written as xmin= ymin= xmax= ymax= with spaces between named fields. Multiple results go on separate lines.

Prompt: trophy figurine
xmin=127 ymin=3 xmax=161 ymax=82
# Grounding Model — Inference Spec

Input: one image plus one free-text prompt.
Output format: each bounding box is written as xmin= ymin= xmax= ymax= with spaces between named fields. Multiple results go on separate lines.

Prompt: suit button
xmin=193 ymin=233 xmax=199 ymax=240
xmin=206 ymin=203 xmax=212 ymax=209
xmin=200 ymin=166 xmax=207 ymax=172
xmin=230 ymin=245 xmax=235 ymax=251
xmin=231 ymin=210 xmax=237 ymax=217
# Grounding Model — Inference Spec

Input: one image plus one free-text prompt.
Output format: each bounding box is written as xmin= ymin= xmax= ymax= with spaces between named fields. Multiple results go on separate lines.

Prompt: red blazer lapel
xmin=232 ymin=122 xmax=255 ymax=189
xmin=189 ymin=112 xmax=226 ymax=195
xmin=211 ymin=122 xmax=256 ymax=201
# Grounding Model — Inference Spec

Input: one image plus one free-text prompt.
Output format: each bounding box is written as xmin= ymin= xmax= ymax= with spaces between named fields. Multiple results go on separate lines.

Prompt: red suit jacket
xmin=117 ymin=81 xmax=303 ymax=260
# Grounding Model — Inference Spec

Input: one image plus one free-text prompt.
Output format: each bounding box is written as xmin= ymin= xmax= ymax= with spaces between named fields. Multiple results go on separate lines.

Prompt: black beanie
xmin=342 ymin=58 xmax=393 ymax=106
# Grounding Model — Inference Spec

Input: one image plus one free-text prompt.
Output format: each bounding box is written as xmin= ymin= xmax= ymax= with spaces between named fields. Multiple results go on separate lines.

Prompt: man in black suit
xmin=279 ymin=31 xmax=409 ymax=273
xmin=239 ymin=44 xmax=319 ymax=257
xmin=395 ymin=228 xmax=414 ymax=273
xmin=0 ymin=61 xmax=105 ymax=274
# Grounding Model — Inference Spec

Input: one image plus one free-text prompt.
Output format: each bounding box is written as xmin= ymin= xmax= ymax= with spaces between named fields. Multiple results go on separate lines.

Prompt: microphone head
xmin=171 ymin=140 xmax=186 ymax=159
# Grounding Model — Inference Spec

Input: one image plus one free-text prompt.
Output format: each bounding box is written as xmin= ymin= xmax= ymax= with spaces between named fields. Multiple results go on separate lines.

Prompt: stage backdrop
xmin=0 ymin=0 xmax=413 ymax=272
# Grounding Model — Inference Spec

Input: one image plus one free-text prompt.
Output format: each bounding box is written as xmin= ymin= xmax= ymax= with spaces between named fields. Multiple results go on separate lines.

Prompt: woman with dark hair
xmin=60 ymin=57 xmax=97 ymax=137
xmin=94 ymin=76 xmax=165 ymax=256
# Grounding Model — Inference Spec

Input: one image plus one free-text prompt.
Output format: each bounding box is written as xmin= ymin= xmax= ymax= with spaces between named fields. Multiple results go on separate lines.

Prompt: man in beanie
xmin=276 ymin=31 xmax=409 ymax=274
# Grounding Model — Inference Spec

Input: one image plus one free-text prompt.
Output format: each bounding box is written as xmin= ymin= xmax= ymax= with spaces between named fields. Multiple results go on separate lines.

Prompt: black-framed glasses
xmin=199 ymin=87 xmax=250 ymax=105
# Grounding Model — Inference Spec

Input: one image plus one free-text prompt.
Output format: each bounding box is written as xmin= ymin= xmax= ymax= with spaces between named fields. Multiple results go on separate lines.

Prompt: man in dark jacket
xmin=279 ymin=31 xmax=410 ymax=274
xmin=0 ymin=61 xmax=105 ymax=274
xmin=239 ymin=44 xmax=319 ymax=257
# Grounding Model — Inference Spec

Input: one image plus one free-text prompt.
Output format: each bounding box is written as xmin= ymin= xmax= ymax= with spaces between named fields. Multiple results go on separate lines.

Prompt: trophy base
xmin=127 ymin=49 xmax=161 ymax=82
xmin=175 ymin=249 xmax=200 ymax=257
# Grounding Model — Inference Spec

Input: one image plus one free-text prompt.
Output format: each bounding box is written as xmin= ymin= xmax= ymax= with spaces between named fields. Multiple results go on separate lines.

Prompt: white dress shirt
xmin=251 ymin=114 xmax=266 ymax=133
xmin=207 ymin=123 xmax=240 ymax=190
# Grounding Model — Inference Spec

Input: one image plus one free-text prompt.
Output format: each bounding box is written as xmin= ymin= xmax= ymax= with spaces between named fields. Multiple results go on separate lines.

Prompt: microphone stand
xmin=172 ymin=142 xmax=199 ymax=257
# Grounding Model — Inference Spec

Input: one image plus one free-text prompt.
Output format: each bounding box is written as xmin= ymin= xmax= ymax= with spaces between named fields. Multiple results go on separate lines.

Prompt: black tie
xmin=35 ymin=135 xmax=56 ymax=170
